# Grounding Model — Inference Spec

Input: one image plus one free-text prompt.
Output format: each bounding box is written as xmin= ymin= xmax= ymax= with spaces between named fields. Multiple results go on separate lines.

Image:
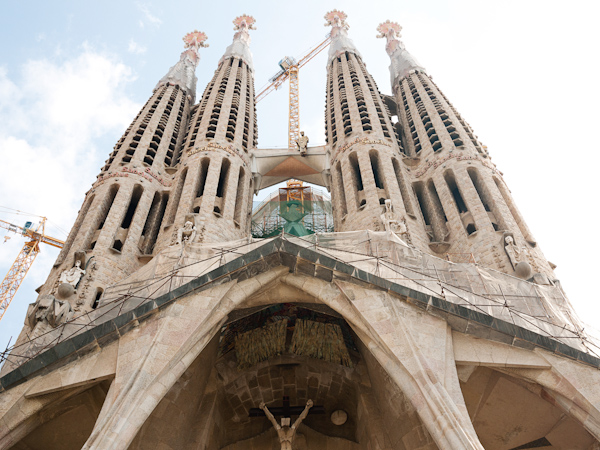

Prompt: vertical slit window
xmin=233 ymin=168 xmax=245 ymax=227
xmin=392 ymin=159 xmax=414 ymax=216
xmin=87 ymin=185 xmax=120 ymax=250
xmin=468 ymin=168 xmax=506 ymax=231
xmin=336 ymin=162 xmax=348 ymax=217
xmin=113 ymin=185 xmax=143 ymax=251
xmin=192 ymin=158 xmax=211 ymax=213
xmin=167 ymin=168 xmax=187 ymax=226
xmin=141 ymin=192 xmax=168 ymax=255
xmin=369 ymin=150 xmax=385 ymax=190
xmin=444 ymin=170 xmax=468 ymax=213
xmin=214 ymin=158 xmax=230 ymax=215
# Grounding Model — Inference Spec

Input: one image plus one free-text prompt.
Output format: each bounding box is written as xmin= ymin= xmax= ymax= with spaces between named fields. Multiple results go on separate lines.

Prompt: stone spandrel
xmin=324 ymin=9 xmax=362 ymax=65
xmin=377 ymin=20 xmax=426 ymax=85
xmin=220 ymin=14 xmax=256 ymax=69
xmin=155 ymin=30 xmax=209 ymax=100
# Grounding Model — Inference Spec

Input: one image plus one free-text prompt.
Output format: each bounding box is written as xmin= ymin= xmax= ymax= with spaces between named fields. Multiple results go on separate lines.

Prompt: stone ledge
xmin=2 ymin=237 xmax=598 ymax=393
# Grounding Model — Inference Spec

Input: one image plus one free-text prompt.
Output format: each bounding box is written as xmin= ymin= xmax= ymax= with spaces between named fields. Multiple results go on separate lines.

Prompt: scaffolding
xmin=251 ymin=181 xmax=333 ymax=238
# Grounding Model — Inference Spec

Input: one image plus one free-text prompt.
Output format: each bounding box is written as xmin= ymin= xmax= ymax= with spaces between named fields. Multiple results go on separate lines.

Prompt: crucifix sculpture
xmin=249 ymin=396 xmax=324 ymax=450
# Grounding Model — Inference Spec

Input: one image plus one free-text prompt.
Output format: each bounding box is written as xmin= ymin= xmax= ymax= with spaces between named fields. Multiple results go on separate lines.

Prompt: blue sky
xmin=1 ymin=0 xmax=599 ymax=354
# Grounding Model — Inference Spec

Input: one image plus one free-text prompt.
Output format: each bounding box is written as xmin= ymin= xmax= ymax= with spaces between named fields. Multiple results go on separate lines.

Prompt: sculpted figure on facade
xmin=380 ymin=199 xmax=407 ymax=235
xmin=176 ymin=221 xmax=197 ymax=245
xmin=296 ymin=131 xmax=309 ymax=156
xmin=26 ymin=294 xmax=74 ymax=331
xmin=58 ymin=260 xmax=86 ymax=288
xmin=260 ymin=399 xmax=313 ymax=450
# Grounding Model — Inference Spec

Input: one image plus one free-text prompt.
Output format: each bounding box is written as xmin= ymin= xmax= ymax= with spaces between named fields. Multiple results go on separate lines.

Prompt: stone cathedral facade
xmin=1 ymin=11 xmax=599 ymax=450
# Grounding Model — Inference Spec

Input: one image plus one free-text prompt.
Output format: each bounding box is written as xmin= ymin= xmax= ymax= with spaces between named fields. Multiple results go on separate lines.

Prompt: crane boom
xmin=255 ymin=34 xmax=332 ymax=149
xmin=0 ymin=217 xmax=64 ymax=324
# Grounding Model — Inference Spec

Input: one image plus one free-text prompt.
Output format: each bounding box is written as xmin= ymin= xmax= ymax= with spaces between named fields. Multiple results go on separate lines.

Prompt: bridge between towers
xmin=250 ymin=145 xmax=331 ymax=193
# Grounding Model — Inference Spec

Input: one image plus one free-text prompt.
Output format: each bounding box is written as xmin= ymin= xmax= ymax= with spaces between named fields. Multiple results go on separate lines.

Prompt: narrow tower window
xmin=233 ymin=167 xmax=246 ymax=227
xmin=335 ymin=162 xmax=348 ymax=217
xmin=348 ymin=152 xmax=365 ymax=208
xmin=468 ymin=168 xmax=506 ymax=231
xmin=192 ymin=158 xmax=211 ymax=213
xmin=141 ymin=191 xmax=169 ymax=255
xmin=87 ymin=185 xmax=120 ymax=250
xmin=214 ymin=158 xmax=230 ymax=215
xmin=167 ymin=168 xmax=187 ymax=226
xmin=392 ymin=159 xmax=414 ymax=216
xmin=113 ymin=184 xmax=143 ymax=251
xmin=444 ymin=169 xmax=476 ymax=235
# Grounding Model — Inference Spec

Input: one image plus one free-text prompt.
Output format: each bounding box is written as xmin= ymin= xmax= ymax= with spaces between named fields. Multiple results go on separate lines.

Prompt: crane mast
xmin=0 ymin=217 xmax=64 ymax=323
xmin=255 ymin=34 xmax=332 ymax=150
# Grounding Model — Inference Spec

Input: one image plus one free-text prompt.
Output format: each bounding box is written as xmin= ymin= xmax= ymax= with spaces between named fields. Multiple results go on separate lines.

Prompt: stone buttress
xmin=379 ymin=21 xmax=555 ymax=279
xmin=324 ymin=11 xmax=427 ymax=249
xmin=155 ymin=15 xmax=257 ymax=248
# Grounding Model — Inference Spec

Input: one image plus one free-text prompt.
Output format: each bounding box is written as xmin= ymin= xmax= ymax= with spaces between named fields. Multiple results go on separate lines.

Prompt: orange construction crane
xmin=0 ymin=217 xmax=64 ymax=323
xmin=255 ymin=34 xmax=332 ymax=150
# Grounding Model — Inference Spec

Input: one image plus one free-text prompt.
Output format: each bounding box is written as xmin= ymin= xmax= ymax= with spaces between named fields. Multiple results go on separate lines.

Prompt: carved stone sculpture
xmin=176 ymin=221 xmax=197 ymax=245
xmin=26 ymin=294 xmax=74 ymax=331
xmin=504 ymin=234 xmax=532 ymax=279
xmin=260 ymin=399 xmax=313 ymax=450
xmin=59 ymin=260 xmax=86 ymax=287
xmin=380 ymin=199 xmax=407 ymax=235
xmin=296 ymin=131 xmax=309 ymax=156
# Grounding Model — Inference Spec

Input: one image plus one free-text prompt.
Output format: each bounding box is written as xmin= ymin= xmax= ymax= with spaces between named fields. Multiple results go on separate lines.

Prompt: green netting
xmin=251 ymin=187 xmax=334 ymax=238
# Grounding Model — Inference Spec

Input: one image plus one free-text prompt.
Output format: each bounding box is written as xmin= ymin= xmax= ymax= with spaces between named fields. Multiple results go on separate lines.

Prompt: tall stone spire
xmin=156 ymin=30 xmax=209 ymax=102
xmin=379 ymin=21 xmax=553 ymax=279
xmin=156 ymin=15 xmax=257 ymax=249
xmin=324 ymin=9 xmax=362 ymax=64
xmin=376 ymin=21 xmax=425 ymax=87
xmin=220 ymin=14 xmax=256 ymax=70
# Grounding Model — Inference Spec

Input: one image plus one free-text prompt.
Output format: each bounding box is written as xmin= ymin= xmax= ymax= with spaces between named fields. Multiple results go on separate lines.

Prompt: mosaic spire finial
xmin=324 ymin=10 xmax=349 ymax=30
xmin=377 ymin=21 xmax=402 ymax=56
xmin=221 ymin=15 xmax=256 ymax=69
xmin=183 ymin=30 xmax=209 ymax=52
xmin=377 ymin=20 xmax=426 ymax=83
xmin=233 ymin=14 xmax=256 ymax=32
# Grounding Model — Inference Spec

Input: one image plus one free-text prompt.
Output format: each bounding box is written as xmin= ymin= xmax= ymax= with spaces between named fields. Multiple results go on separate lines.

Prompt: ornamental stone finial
xmin=377 ymin=20 xmax=426 ymax=84
xmin=376 ymin=20 xmax=402 ymax=55
xmin=221 ymin=15 xmax=256 ymax=69
xmin=324 ymin=10 xmax=349 ymax=30
xmin=155 ymin=30 xmax=208 ymax=98
xmin=233 ymin=14 xmax=257 ymax=32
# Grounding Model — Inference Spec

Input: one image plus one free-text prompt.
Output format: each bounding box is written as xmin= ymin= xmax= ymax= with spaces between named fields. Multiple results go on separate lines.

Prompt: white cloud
xmin=0 ymin=48 xmax=140 ymax=237
xmin=128 ymin=39 xmax=147 ymax=55
xmin=136 ymin=2 xmax=162 ymax=28
xmin=0 ymin=48 xmax=141 ymax=352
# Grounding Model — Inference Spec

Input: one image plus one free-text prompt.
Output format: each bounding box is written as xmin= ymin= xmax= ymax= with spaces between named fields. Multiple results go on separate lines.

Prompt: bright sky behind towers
xmin=0 ymin=0 xmax=599 ymax=355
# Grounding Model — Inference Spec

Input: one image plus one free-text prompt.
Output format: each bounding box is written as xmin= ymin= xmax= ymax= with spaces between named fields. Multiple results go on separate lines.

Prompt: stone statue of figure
xmin=58 ymin=260 xmax=86 ymax=288
xmin=260 ymin=399 xmax=313 ymax=450
xmin=26 ymin=294 xmax=74 ymax=330
xmin=504 ymin=235 xmax=521 ymax=269
xmin=176 ymin=221 xmax=197 ymax=245
xmin=380 ymin=199 xmax=407 ymax=235
xmin=296 ymin=131 xmax=309 ymax=156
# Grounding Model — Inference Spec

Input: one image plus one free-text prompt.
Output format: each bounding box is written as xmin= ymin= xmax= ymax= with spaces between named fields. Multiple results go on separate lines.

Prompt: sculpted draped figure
xmin=259 ymin=399 xmax=313 ymax=450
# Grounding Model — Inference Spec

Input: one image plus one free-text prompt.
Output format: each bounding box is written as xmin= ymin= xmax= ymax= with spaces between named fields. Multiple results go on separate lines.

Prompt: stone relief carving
xmin=176 ymin=221 xmax=197 ymax=245
xmin=58 ymin=260 xmax=85 ymax=288
xmin=260 ymin=399 xmax=313 ymax=450
xmin=380 ymin=199 xmax=407 ymax=235
xmin=26 ymin=294 xmax=73 ymax=331
xmin=503 ymin=233 xmax=532 ymax=279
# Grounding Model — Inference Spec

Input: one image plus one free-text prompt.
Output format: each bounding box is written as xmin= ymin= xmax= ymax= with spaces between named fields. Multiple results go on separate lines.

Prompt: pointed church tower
xmin=156 ymin=15 xmax=257 ymax=247
xmin=36 ymin=31 xmax=208 ymax=313
xmin=379 ymin=21 xmax=553 ymax=278
xmin=324 ymin=11 xmax=426 ymax=248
